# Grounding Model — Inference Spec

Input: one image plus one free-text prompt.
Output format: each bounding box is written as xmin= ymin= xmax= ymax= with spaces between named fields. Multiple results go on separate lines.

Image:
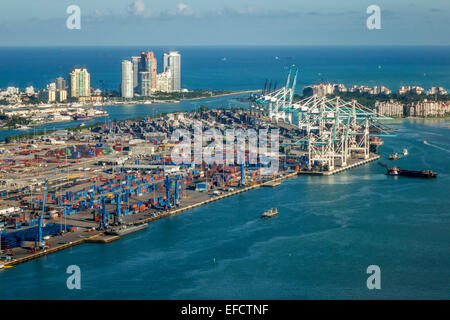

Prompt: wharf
xmin=1 ymin=156 xmax=377 ymax=268
xmin=297 ymin=154 xmax=380 ymax=176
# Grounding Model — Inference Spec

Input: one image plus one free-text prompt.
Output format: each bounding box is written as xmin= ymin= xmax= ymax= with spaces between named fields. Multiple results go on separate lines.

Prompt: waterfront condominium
xmin=131 ymin=56 xmax=141 ymax=92
xmin=163 ymin=51 xmax=181 ymax=92
xmin=69 ymin=68 xmax=91 ymax=98
xmin=139 ymin=52 xmax=157 ymax=95
xmin=121 ymin=60 xmax=134 ymax=98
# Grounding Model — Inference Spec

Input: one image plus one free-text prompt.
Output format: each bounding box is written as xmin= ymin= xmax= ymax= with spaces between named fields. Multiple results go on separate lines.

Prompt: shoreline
xmin=1 ymin=154 xmax=381 ymax=269
xmin=2 ymin=170 xmax=299 ymax=268
xmin=0 ymin=90 xmax=257 ymax=131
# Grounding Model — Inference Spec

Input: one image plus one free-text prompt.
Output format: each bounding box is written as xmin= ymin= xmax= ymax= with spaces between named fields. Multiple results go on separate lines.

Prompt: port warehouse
xmin=0 ymin=72 xmax=390 ymax=263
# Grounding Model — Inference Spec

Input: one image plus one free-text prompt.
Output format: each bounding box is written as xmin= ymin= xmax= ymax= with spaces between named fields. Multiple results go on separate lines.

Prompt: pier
xmin=0 ymin=153 xmax=382 ymax=269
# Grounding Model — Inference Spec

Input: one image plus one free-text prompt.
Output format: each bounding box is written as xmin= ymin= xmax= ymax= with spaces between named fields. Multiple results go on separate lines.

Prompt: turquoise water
xmin=1 ymin=119 xmax=449 ymax=299
xmin=0 ymin=94 xmax=248 ymax=141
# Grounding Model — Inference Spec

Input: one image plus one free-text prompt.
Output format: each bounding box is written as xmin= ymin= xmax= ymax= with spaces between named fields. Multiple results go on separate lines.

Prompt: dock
xmin=0 ymin=156 xmax=380 ymax=269
xmin=297 ymin=154 xmax=380 ymax=176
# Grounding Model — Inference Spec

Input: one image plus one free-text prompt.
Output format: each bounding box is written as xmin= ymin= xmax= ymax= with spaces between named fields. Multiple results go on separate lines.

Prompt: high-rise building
xmin=139 ymin=71 xmax=152 ymax=96
xmin=121 ymin=60 xmax=134 ymax=98
xmin=39 ymin=89 xmax=56 ymax=103
xmin=25 ymin=86 xmax=35 ymax=96
xmin=140 ymin=52 xmax=157 ymax=92
xmin=131 ymin=56 xmax=141 ymax=92
xmin=69 ymin=68 xmax=90 ymax=98
xmin=56 ymin=77 xmax=66 ymax=91
xmin=164 ymin=51 xmax=181 ymax=91
xmin=156 ymin=70 xmax=173 ymax=93
xmin=56 ymin=90 xmax=67 ymax=102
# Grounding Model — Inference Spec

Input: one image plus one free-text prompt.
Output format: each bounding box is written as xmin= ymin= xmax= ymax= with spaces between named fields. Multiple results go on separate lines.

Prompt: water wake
xmin=423 ymin=140 xmax=450 ymax=153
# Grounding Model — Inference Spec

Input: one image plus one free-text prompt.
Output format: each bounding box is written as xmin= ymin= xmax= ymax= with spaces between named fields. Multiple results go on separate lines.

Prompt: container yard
xmin=0 ymin=105 xmax=385 ymax=268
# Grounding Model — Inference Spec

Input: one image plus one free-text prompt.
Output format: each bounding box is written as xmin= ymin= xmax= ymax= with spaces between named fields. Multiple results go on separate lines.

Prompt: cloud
xmin=178 ymin=3 xmax=194 ymax=16
xmin=126 ymin=1 xmax=195 ymax=19
xmin=127 ymin=0 xmax=151 ymax=17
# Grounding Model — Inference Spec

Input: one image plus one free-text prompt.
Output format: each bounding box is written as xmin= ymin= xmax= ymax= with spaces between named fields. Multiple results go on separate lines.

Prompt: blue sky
xmin=0 ymin=0 xmax=449 ymax=46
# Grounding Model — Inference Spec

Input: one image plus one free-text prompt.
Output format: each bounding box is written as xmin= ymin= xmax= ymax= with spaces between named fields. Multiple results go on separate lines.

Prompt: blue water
xmin=0 ymin=94 xmax=249 ymax=141
xmin=1 ymin=46 xmax=449 ymax=92
xmin=0 ymin=46 xmax=449 ymax=299
xmin=1 ymin=45 xmax=450 ymax=141
xmin=1 ymin=119 xmax=449 ymax=299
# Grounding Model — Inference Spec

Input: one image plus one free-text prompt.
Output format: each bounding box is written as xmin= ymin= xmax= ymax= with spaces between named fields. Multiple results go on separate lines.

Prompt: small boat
xmin=78 ymin=122 xmax=86 ymax=127
xmin=262 ymin=208 xmax=278 ymax=218
xmin=389 ymin=153 xmax=399 ymax=160
xmin=403 ymin=148 xmax=408 ymax=156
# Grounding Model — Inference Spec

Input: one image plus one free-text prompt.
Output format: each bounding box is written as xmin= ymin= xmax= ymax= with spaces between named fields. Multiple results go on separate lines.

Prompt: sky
xmin=0 ymin=0 xmax=449 ymax=46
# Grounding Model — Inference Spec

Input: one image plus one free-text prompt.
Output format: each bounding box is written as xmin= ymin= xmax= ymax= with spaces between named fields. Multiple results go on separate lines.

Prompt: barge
xmin=386 ymin=167 xmax=437 ymax=178
xmin=105 ymin=223 xmax=148 ymax=236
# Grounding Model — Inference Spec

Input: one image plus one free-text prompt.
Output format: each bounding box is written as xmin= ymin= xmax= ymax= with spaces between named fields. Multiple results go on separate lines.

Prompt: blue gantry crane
xmin=37 ymin=180 xmax=48 ymax=248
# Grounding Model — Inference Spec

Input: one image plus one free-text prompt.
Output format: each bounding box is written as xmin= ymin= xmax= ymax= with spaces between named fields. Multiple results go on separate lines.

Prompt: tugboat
xmin=387 ymin=167 xmax=437 ymax=178
xmin=389 ymin=153 xmax=399 ymax=160
xmin=262 ymin=208 xmax=278 ymax=218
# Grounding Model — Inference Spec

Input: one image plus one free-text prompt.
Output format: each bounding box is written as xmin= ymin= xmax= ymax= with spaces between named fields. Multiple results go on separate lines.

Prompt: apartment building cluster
xmin=38 ymin=77 xmax=68 ymax=103
xmin=349 ymin=85 xmax=392 ymax=95
xmin=302 ymin=83 xmax=392 ymax=97
xmin=397 ymin=86 xmax=425 ymax=95
xmin=426 ymin=86 xmax=448 ymax=95
xmin=406 ymin=100 xmax=450 ymax=117
xmin=303 ymin=82 xmax=450 ymax=99
xmin=375 ymin=100 xmax=404 ymax=117
xmin=376 ymin=99 xmax=450 ymax=118
xmin=121 ymin=51 xmax=181 ymax=98
xmin=36 ymin=68 xmax=95 ymax=104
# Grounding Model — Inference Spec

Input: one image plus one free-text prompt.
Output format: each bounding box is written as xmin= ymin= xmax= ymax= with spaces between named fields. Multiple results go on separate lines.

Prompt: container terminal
xmin=0 ymin=70 xmax=393 ymax=268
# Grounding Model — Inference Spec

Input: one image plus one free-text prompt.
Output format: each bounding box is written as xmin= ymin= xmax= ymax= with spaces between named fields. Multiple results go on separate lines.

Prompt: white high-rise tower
xmin=121 ymin=60 xmax=133 ymax=98
xmin=164 ymin=51 xmax=181 ymax=92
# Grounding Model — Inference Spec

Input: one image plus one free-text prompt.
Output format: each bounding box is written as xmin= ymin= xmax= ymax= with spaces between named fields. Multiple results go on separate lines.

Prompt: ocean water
xmin=0 ymin=119 xmax=449 ymax=299
xmin=0 ymin=46 xmax=449 ymax=299
xmin=0 ymin=46 xmax=449 ymax=92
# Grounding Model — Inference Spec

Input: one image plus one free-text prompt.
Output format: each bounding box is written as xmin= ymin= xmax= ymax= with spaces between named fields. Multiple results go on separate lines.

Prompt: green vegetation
xmin=110 ymin=89 xmax=232 ymax=103
xmin=0 ymin=115 xmax=31 ymax=129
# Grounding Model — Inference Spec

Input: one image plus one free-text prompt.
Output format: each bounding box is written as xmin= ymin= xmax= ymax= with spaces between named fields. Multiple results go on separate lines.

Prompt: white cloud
xmin=178 ymin=3 xmax=194 ymax=16
xmin=128 ymin=0 xmax=151 ymax=17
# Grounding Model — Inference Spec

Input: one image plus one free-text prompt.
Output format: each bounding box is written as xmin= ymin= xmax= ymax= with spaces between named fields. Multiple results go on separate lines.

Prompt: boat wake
xmin=423 ymin=140 xmax=450 ymax=153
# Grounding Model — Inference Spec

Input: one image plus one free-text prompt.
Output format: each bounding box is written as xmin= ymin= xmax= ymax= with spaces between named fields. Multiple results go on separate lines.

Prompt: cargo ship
xmin=106 ymin=223 xmax=148 ymax=236
xmin=262 ymin=208 xmax=278 ymax=218
xmin=386 ymin=167 xmax=437 ymax=178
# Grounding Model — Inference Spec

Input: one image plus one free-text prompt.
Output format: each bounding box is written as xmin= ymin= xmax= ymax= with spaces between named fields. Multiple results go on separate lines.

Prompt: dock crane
xmin=113 ymin=165 xmax=125 ymax=225
xmin=263 ymin=79 xmax=268 ymax=95
xmin=100 ymin=197 xmax=109 ymax=230
xmin=36 ymin=180 xmax=48 ymax=249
